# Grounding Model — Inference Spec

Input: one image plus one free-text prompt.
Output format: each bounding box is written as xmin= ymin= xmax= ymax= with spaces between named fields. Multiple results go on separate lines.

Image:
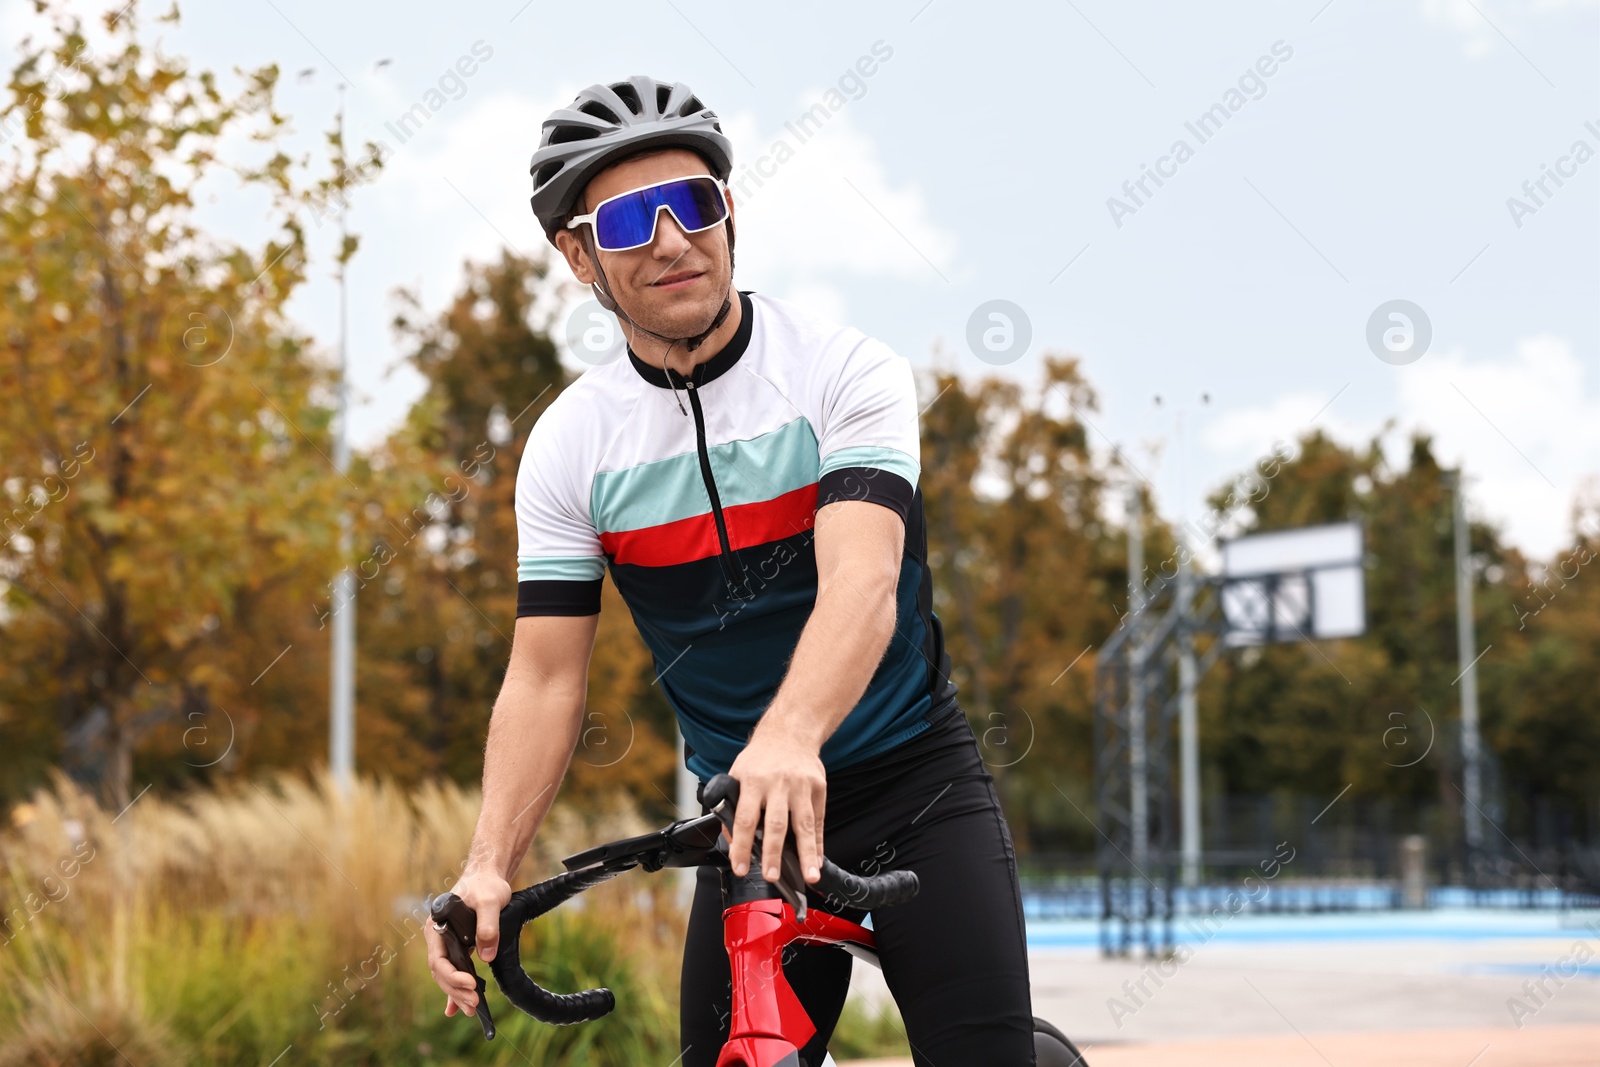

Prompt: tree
xmin=1492 ymin=508 xmax=1600 ymax=842
xmin=920 ymin=355 xmax=1127 ymax=849
xmin=354 ymin=251 xmax=675 ymax=807
xmin=1202 ymin=431 xmax=1536 ymax=862
xmin=0 ymin=2 xmax=343 ymax=806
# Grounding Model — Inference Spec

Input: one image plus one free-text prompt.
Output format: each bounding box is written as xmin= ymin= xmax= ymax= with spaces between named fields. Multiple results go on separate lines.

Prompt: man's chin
xmin=625 ymin=289 xmax=726 ymax=337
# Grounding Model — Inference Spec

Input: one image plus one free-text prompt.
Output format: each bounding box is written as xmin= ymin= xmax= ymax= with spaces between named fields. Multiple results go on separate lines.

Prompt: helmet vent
xmin=548 ymin=124 xmax=599 ymax=146
xmin=656 ymin=84 xmax=673 ymax=114
xmin=578 ymin=101 xmax=622 ymax=125
xmin=683 ymin=95 xmax=705 ymax=115
xmin=534 ymin=161 xmax=564 ymax=186
xmin=612 ymin=82 xmax=643 ymax=115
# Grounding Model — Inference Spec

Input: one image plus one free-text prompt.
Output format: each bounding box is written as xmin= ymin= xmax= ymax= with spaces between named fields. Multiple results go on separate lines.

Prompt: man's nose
xmin=651 ymin=208 xmax=692 ymax=256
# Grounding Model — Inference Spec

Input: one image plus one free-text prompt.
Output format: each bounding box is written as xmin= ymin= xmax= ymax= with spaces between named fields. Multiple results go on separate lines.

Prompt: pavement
xmin=846 ymin=1027 xmax=1600 ymax=1066
xmin=841 ymin=908 xmax=1600 ymax=1066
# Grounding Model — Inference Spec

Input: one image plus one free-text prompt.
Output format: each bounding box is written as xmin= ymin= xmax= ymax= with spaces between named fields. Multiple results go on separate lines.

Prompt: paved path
xmin=1027 ymin=910 xmax=1600 ymax=1044
xmin=846 ymin=1025 xmax=1600 ymax=1066
xmin=842 ymin=908 xmax=1600 ymax=1063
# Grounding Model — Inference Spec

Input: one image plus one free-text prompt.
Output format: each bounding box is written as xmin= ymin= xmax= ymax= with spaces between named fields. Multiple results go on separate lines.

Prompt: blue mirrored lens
xmin=594 ymin=178 xmax=726 ymax=250
xmin=594 ymin=194 xmax=655 ymax=249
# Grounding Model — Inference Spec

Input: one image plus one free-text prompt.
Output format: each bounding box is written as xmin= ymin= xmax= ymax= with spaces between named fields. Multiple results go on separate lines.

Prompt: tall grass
xmin=0 ymin=773 xmax=911 ymax=1065
xmin=0 ymin=772 xmax=680 ymax=1066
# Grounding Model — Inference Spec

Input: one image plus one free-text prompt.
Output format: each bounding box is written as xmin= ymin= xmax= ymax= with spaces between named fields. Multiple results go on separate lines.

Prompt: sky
xmin=6 ymin=0 xmax=1597 ymax=562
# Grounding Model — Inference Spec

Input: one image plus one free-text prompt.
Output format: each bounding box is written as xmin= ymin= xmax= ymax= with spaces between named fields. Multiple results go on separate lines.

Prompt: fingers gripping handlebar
xmin=435 ymin=773 xmax=918 ymax=1037
xmin=700 ymin=773 xmax=919 ymax=911
xmin=431 ymin=862 xmax=633 ymax=1033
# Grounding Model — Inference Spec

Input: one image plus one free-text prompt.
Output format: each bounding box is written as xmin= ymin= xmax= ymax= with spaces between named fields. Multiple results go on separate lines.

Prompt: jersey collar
xmin=627 ymin=290 xmax=754 ymax=389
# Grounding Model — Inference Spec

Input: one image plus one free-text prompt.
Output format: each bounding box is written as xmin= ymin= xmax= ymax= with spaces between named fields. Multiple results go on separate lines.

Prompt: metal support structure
xmin=1097 ymin=517 xmax=1370 ymax=953
xmin=1452 ymin=472 xmax=1484 ymax=857
xmin=1095 ymin=564 xmax=1227 ymax=958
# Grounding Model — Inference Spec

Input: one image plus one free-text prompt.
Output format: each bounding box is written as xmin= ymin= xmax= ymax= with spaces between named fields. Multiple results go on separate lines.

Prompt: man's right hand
xmin=424 ymin=868 xmax=511 ymax=1017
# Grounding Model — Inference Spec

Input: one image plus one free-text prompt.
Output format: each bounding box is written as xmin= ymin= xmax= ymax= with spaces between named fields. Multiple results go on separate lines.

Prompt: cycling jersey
xmin=513 ymin=290 xmax=957 ymax=779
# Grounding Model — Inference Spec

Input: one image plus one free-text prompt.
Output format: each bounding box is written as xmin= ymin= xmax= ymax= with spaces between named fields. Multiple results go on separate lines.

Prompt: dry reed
xmin=0 ymin=771 xmax=681 ymax=1066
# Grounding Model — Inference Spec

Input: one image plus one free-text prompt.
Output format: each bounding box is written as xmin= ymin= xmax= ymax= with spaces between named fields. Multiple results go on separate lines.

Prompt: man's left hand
xmin=724 ymin=727 xmax=826 ymax=886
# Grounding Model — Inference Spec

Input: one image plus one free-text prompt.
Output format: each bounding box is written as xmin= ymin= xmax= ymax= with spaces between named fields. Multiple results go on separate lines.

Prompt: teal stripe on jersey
xmin=591 ymin=417 xmax=821 ymax=534
xmin=820 ymin=445 xmax=920 ymax=487
xmin=517 ymin=555 xmax=607 ymax=582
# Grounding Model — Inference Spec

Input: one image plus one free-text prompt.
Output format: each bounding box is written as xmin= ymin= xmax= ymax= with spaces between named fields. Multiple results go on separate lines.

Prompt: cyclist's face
xmin=556 ymin=149 xmax=735 ymax=339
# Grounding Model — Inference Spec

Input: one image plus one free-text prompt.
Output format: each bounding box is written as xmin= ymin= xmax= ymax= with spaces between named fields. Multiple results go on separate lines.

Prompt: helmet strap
xmin=579 ymin=221 xmax=736 ymax=364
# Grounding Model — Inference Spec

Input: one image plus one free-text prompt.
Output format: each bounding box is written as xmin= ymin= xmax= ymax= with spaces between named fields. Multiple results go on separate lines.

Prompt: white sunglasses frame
xmin=565 ymin=175 xmax=731 ymax=252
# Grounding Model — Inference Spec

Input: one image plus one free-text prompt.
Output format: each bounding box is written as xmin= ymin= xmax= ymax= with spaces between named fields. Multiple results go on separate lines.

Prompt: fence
xmin=1018 ymin=792 xmax=1600 ymax=931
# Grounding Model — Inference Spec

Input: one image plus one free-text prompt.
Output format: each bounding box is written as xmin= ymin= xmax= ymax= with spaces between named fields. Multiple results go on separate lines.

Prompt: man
xmin=424 ymin=75 xmax=1038 ymax=1065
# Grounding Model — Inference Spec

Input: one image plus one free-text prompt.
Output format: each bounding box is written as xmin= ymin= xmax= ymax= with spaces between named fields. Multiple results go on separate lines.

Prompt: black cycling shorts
xmin=679 ymin=701 xmax=1037 ymax=1067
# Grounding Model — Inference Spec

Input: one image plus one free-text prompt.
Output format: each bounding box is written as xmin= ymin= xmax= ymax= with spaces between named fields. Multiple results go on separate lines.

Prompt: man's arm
xmin=424 ymin=612 xmax=598 ymax=1018
xmin=725 ymin=497 xmax=905 ymax=885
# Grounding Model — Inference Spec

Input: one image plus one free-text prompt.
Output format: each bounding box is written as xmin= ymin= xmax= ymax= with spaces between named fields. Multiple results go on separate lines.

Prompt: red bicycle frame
xmin=718 ymin=897 xmax=881 ymax=1067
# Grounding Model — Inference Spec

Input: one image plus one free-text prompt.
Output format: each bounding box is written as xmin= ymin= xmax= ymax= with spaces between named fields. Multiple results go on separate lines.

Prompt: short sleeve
xmin=514 ymin=407 xmax=606 ymax=617
xmin=815 ymin=336 xmax=921 ymax=522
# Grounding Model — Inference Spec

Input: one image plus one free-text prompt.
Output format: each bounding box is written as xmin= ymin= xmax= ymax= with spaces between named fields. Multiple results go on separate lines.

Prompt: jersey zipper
xmin=683 ymin=381 xmax=749 ymax=597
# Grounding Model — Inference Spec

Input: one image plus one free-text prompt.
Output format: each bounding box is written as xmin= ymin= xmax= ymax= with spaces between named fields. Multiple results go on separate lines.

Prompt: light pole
xmin=676 ymin=729 xmax=699 ymax=903
xmin=1450 ymin=469 xmax=1484 ymax=862
xmin=330 ymin=82 xmax=355 ymax=796
xmin=1172 ymin=395 xmax=1209 ymax=887
xmin=1124 ymin=467 xmax=1149 ymax=931
xmin=306 ymin=61 xmax=388 ymax=795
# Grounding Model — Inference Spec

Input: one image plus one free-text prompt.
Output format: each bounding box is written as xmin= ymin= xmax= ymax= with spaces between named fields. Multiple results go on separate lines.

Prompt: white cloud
xmin=378 ymin=87 xmax=572 ymax=286
xmin=1202 ymin=389 xmax=1364 ymax=458
xmin=1421 ymin=0 xmax=1497 ymax=57
xmin=719 ymin=96 xmax=957 ymax=291
xmin=1396 ymin=335 xmax=1599 ymax=557
xmin=1201 ymin=336 xmax=1600 ymax=560
xmin=1420 ymin=0 xmax=1596 ymax=57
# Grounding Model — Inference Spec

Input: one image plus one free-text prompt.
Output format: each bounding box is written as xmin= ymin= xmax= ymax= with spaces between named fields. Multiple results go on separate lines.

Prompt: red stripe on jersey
xmin=723 ymin=483 xmax=819 ymax=551
xmin=600 ymin=483 xmax=819 ymax=567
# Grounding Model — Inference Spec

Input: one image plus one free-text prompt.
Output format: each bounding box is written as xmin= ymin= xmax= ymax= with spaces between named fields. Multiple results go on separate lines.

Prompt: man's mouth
xmin=651 ymin=270 xmax=703 ymax=289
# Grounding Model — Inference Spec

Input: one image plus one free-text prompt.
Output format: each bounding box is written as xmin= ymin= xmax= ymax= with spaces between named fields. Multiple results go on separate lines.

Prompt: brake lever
xmin=703 ymin=773 xmax=813 ymax=920
xmin=430 ymin=892 xmax=496 ymax=1040
xmin=772 ymin=836 xmax=811 ymax=921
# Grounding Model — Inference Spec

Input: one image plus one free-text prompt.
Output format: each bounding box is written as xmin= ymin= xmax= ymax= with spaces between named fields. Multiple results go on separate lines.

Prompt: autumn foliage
xmin=2 ymin=1 xmax=1597 ymax=859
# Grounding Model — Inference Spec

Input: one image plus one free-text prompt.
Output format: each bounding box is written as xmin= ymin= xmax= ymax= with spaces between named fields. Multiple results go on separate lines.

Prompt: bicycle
xmin=433 ymin=773 xmax=1088 ymax=1067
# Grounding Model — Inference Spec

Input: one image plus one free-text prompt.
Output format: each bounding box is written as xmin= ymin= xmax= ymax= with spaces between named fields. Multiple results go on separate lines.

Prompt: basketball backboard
xmin=1220 ymin=522 xmax=1365 ymax=645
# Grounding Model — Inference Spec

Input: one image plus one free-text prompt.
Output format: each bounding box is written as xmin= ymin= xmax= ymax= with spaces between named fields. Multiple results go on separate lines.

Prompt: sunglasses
xmin=566 ymin=175 xmax=730 ymax=252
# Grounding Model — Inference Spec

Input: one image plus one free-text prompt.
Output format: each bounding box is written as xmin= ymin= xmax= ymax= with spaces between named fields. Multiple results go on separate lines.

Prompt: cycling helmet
xmin=529 ymin=76 xmax=734 ymax=243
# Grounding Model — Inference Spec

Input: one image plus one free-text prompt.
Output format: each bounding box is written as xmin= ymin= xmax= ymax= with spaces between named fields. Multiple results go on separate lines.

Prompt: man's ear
xmin=553 ymin=228 xmax=597 ymax=285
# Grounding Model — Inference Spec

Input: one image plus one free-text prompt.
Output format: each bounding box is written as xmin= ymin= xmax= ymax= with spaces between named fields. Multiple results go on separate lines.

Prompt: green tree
xmin=1203 ymin=431 xmax=1532 ymax=860
xmin=1492 ymin=512 xmax=1600 ymax=839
